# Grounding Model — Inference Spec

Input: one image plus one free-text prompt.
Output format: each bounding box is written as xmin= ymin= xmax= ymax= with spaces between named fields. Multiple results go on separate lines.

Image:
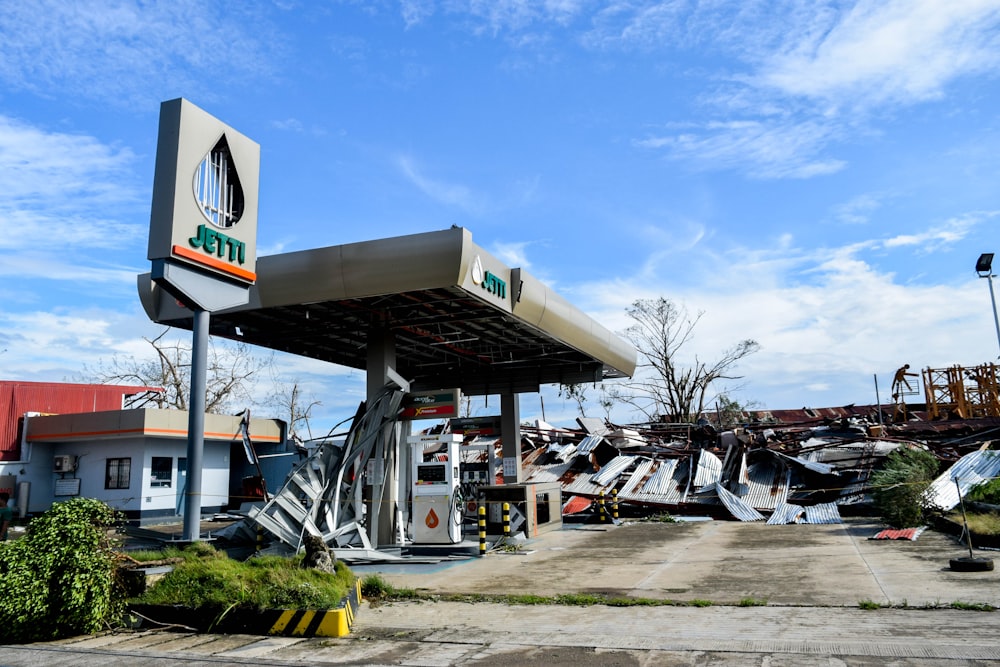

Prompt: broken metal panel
xmin=767 ymin=502 xmax=805 ymax=525
xmin=522 ymin=458 xmax=576 ymax=485
xmin=924 ymin=448 xmax=1000 ymax=511
xmin=776 ymin=451 xmax=838 ymax=476
xmin=248 ymin=386 xmax=405 ymax=551
xmin=617 ymin=458 xmax=654 ymax=496
xmin=716 ymin=485 xmax=765 ymax=522
xmin=562 ymin=470 xmax=607 ymax=497
xmin=592 ymin=454 xmax=639 ymax=487
xmin=576 ymin=433 xmax=606 ymax=455
xmin=740 ymin=459 xmax=790 ymax=511
xmin=620 ymin=457 xmax=689 ymax=505
xmin=693 ymin=449 xmax=723 ymax=488
xmin=803 ymin=502 xmax=842 ymax=524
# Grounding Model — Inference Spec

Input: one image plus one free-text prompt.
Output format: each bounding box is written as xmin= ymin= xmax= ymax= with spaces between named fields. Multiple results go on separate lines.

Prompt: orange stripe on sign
xmin=172 ymin=245 xmax=257 ymax=282
xmin=28 ymin=427 xmax=281 ymax=442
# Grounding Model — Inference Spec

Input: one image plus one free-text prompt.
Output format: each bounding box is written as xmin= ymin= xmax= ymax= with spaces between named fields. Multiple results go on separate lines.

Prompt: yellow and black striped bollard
xmin=502 ymin=502 xmax=511 ymax=538
xmin=612 ymin=489 xmax=619 ymax=522
xmin=598 ymin=490 xmax=606 ymax=523
xmin=478 ymin=504 xmax=487 ymax=557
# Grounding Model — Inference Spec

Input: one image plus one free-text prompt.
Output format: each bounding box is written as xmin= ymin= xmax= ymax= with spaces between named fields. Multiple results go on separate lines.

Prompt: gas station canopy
xmin=138 ymin=227 xmax=636 ymax=396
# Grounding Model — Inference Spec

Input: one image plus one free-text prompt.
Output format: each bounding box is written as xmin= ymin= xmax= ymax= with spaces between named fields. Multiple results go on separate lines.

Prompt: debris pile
xmin=455 ymin=405 xmax=1000 ymax=525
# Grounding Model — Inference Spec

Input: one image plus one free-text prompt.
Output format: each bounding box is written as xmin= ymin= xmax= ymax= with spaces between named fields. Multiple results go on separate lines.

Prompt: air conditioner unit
xmin=53 ymin=455 xmax=76 ymax=473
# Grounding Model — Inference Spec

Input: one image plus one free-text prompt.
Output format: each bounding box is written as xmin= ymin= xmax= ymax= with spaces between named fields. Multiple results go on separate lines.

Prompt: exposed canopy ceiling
xmin=139 ymin=227 xmax=636 ymax=396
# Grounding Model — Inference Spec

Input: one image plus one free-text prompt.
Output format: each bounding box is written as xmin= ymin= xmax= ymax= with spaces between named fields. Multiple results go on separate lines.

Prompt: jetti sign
xmin=148 ymin=98 xmax=260 ymax=293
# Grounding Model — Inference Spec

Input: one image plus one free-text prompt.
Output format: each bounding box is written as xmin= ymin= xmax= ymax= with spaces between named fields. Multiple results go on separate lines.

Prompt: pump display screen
xmin=415 ymin=463 xmax=447 ymax=484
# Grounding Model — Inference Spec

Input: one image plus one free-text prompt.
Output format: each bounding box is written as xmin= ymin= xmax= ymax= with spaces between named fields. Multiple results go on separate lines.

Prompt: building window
xmin=106 ymin=458 xmax=131 ymax=490
xmin=150 ymin=456 xmax=172 ymax=488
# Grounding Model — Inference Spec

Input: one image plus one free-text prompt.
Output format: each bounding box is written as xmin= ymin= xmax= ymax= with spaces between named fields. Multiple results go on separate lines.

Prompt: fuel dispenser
xmin=408 ymin=434 xmax=462 ymax=544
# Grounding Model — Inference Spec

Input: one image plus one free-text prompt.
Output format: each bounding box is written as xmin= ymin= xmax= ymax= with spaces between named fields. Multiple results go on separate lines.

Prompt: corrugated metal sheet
xmin=618 ymin=458 xmax=654 ymax=496
xmin=924 ymin=449 xmax=1000 ymax=511
xmin=522 ymin=458 xmax=576 ymax=485
xmin=776 ymin=451 xmax=838 ymax=476
xmin=592 ymin=454 xmax=638 ymax=487
xmin=0 ymin=381 xmax=159 ymax=461
xmin=740 ymin=460 xmax=790 ymax=511
xmin=562 ymin=469 xmax=605 ymax=496
xmin=716 ymin=485 xmax=765 ymax=521
xmin=576 ymin=434 xmax=606 ymax=455
xmin=693 ymin=449 xmax=722 ymax=488
xmin=870 ymin=526 xmax=926 ymax=540
xmin=619 ymin=457 xmax=689 ymax=505
xmin=767 ymin=502 xmax=805 ymax=525
xmin=803 ymin=502 xmax=842 ymax=524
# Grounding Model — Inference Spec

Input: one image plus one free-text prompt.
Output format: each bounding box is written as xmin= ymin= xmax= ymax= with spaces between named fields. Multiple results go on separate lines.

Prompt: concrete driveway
xmin=4 ymin=517 xmax=999 ymax=666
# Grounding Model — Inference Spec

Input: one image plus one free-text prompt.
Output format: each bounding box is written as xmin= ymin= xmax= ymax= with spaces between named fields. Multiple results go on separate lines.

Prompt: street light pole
xmin=976 ymin=253 xmax=1000 ymax=358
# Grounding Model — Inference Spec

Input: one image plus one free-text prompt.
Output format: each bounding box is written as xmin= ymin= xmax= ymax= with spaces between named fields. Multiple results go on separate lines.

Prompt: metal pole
xmin=873 ymin=373 xmax=883 ymax=427
xmin=987 ymin=274 xmax=1000 ymax=358
xmin=183 ymin=307 xmax=209 ymax=542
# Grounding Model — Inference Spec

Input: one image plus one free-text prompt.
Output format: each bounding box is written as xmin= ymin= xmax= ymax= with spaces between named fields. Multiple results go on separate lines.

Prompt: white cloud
xmin=881 ymin=212 xmax=991 ymax=252
xmin=636 ymin=119 xmax=846 ymax=179
xmin=395 ymin=154 xmax=485 ymax=213
xmin=0 ymin=1 xmax=281 ymax=108
xmin=567 ymin=217 xmax=994 ymax=415
xmin=757 ymin=0 xmax=1000 ymax=107
xmin=0 ymin=116 xmax=146 ymax=280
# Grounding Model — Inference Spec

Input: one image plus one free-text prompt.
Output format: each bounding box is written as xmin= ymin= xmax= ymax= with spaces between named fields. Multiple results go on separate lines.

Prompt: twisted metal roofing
xmin=924 ymin=449 xmax=1000 ymax=511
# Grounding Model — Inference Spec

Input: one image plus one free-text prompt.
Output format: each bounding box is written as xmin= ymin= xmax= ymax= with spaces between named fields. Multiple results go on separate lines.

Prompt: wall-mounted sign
xmin=401 ymin=389 xmax=461 ymax=420
xmin=148 ymin=98 xmax=260 ymax=290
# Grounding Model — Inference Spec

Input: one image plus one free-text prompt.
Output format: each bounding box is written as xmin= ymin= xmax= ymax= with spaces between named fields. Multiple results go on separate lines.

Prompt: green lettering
xmin=188 ymin=224 xmax=207 ymax=249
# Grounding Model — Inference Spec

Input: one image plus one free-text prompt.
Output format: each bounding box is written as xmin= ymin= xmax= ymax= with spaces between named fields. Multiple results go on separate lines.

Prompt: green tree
xmin=0 ymin=497 xmax=126 ymax=642
xmin=870 ymin=447 xmax=939 ymax=528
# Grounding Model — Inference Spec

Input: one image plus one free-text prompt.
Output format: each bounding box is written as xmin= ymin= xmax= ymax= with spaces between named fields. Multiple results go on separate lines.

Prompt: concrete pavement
xmin=3 ymin=517 xmax=999 ymax=665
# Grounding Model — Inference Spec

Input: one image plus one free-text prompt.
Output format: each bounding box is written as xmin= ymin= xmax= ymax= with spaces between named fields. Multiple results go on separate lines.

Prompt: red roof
xmin=0 ymin=381 xmax=161 ymax=461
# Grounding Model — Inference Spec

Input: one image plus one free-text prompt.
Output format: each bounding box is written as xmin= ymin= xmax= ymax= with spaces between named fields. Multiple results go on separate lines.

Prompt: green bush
xmin=967 ymin=478 xmax=1000 ymax=505
xmin=870 ymin=446 xmax=939 ymax=528
xmin=135 ymin=546 xmax=355 ymax=612
xmin=0 ymin=497 xmax=126 ymax=643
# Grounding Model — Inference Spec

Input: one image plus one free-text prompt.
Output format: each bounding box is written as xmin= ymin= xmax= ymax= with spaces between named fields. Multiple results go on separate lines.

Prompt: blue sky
xmin=3 ymin=1 xmax=1000 ymax=434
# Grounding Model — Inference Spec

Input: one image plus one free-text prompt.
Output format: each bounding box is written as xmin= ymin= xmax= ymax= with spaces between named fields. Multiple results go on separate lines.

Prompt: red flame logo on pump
xmin=425 ymin=508 xmax=440 ymax=529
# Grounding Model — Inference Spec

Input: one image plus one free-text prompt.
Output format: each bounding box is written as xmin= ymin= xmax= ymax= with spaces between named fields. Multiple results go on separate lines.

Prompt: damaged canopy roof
xmin=138 ymin=227 xmax=636 ymax=396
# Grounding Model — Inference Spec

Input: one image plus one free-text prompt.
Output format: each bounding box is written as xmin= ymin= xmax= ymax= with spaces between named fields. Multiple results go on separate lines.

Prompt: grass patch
xmin=858 ymin=599 xmax=881 ymax=610
xmin=737 ymin=597 xmax=767 ymax=607
xmin=134 ymin=544 xmax=355 ymax=611
xmin=949 ymin=601 xmax=994 ymax=612
xmin=687 ymin=599 xmax=713 ymax=607
xmin=643 ymin=512 xmax=678 ymax=523
xmin=360 ymin=574 xmax=418 ymax=603
xmin=946 ymin=510 xmax=1000 ymax=536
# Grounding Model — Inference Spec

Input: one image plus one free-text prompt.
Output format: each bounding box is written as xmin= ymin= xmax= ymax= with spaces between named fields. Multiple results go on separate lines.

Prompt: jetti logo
xmin=168 ymin=135 xmax=255 ymax=282
xmin=470 ymin=255 xmax=507 ymax=300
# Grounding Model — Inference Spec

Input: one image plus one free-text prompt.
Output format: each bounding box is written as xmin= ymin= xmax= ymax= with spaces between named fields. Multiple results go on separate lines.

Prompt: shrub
xmin=135 ymin=546 xmax=355 ymax=612
xmin=870 ymin=446 xmax=939 ymax=528
xmin=967 ymin=478 xmax=1000 ymax=505
xmin=0 ymin=497 xmax=126 ymax=643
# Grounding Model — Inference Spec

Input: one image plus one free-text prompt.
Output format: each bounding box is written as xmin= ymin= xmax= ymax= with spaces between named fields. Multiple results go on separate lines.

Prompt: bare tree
xmin=610 ymin=298 xmax=760 ymax=423
xmin=265 ymin=379 xmax=321 ymax=440
xmin=82 ymin=329 xmax=273 ymax=414
xmin=558 ymin=382 xmax=590 ymax=417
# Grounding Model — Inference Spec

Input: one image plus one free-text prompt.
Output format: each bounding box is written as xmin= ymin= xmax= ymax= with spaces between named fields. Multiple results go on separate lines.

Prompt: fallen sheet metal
xmin=716 ymin=485 xmax=765 ymax=522
xmin=870 ymin=526 xmax=927 ymax=540
xmin=693 ymin=449 xmax=723 ymax=489
xmin=924 ymin=449 xmax=1000 ymax=511
xmin=740 ymin=458 xmax=790 ymax=511
xmin=803 ymin=502 xmax=842 ymax=524
xmin=767 ymin=502 xmax=805 ymax=525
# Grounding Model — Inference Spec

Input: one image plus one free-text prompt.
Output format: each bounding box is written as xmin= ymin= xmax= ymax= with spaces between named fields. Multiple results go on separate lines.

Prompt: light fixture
xmin=975 ymin=253 xmax=1000 ymax=357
